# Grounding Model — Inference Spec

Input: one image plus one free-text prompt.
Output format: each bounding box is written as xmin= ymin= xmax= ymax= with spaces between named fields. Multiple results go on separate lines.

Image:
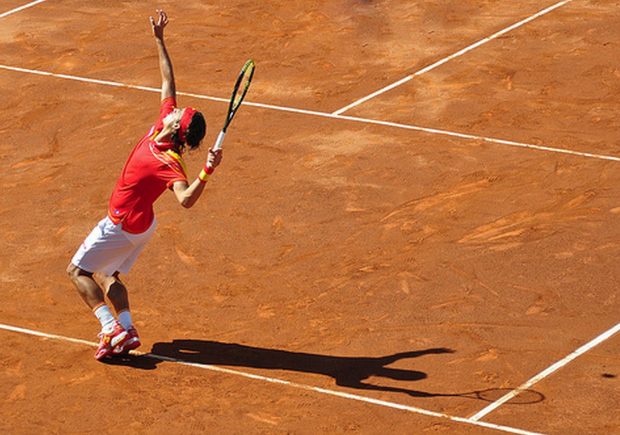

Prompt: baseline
xmin=469 ymin=322 xmax=620 ymax=421
xmin=1 ymin=64 xmax=619 ymax=164
xmin=0 ymin=0 xmax=47 ymax=19
xmin=331 ymin=0 xmax=573 ymax=115
xmin=0 ymin=322 xmax=539 ymax=435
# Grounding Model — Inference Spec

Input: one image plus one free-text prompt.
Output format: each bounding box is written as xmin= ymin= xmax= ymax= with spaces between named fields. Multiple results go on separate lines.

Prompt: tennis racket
xmin=211 ymin=59 xmax=255 ymax=154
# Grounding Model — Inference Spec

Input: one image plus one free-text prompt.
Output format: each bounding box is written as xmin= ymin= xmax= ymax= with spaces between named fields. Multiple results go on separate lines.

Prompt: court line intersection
xmin=332 ymin=0 xmax=574 ymax=115
xmin=469 ymin=321 xmax=620 ymax=421
xmin=0 ymin=64 xmax=618 ymax=163
xmin=1 ymin=2 xmax=618 ymax=432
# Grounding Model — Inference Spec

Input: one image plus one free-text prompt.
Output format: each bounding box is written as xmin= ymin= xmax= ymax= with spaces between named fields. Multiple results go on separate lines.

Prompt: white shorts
xmin=71 ymin=216 xmax=156 ymax=276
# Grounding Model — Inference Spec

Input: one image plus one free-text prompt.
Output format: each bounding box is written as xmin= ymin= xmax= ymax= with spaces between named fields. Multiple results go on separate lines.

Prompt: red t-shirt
xmin=108 ymin=97 xmax=188 ymax=234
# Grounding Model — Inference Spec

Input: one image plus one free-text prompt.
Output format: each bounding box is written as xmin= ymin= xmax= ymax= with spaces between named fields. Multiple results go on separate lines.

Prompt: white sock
xmin=118 ymin=310 xmax=133 ymax=330
xmin=93 ymin=304 xmax=116 ymax=333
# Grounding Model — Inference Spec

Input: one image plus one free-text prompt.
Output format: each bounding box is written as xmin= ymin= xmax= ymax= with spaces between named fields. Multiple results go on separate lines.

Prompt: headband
xmin=177 ymin=107 xmax=197 ymax=143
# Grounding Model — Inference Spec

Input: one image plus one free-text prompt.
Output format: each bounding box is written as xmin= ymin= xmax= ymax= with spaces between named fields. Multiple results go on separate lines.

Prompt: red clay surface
xmin=1 ymin=1 xmax=618 ymax=434
xmin=349 ymin=0 xmax=620 ymax=157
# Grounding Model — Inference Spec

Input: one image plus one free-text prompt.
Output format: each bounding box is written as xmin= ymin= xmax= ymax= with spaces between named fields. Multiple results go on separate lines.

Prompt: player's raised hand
xmin=198 ymin=149 xmax=222 ymax=182
xmin=150 ymin=9 xmax=168 ymax=40
xmin=206 ymin=149 xmax=222 ymax=174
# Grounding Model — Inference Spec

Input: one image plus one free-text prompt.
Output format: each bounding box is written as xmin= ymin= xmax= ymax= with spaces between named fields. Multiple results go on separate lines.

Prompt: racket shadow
xmin=428 ymin=388 xmax=545 ymax=404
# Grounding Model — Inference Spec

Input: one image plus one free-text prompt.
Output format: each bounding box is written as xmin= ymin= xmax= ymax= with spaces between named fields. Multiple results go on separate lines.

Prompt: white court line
xmin=0 ymin=0 xmax=47 ymax=19
xmin=0 ymin=322 xmax=541 ymax=435
xmin=469 ymin=322 xmax=620 ymax=421
xmin=0 ymin=64 xmax=230 ymax=103
xmin=335 ymin=114 xmax=620 ymax=163
xmin=332 ymin=0 xmax=573 ymax=115
xmin=1 ymin=63 xmax=619 ymax=164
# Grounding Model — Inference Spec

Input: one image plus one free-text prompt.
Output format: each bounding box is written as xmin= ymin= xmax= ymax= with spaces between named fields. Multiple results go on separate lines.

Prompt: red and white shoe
xmin=94 ymin=321 xmax=129 ymax=360
xmin=112 ymin=326 xmax=141 ymax=355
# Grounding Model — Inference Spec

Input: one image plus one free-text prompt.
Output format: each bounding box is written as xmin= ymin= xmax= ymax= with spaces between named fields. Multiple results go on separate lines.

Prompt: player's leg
xmin=102 ymin=271 xmax=129 ymax=314
xmin=66 ymin=263 xmax=105 ymax=309
xmin=67 ymin=264 xmax=129 ymax=359
xmin=104 ymin=220 xmax=156 ymax=353
xmin=101 ymin=272 xmax=142 ymax=353
xmin=68 ymin=217 xmax=134 ymax=359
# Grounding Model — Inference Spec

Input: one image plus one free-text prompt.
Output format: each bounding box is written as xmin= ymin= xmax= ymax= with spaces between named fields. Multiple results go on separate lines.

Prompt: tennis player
xmin=67 ymin=10 xmax=222 ymax=360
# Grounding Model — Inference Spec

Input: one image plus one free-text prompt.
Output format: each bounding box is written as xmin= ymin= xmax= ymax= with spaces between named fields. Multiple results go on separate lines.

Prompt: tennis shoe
xmin=94 ymin=321 xmax=129 ymax=360
xmin=112 ymin=326 xmax=141 ymax=355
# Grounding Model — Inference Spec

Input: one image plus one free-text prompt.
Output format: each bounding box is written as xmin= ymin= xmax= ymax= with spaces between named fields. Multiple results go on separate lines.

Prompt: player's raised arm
xmin=150 ymin=9 xmax=175 ymax=101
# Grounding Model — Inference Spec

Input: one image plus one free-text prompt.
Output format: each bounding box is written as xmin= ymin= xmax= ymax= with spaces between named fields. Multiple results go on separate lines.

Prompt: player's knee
xmin=66 ymin=263 xmax=78 ymax=279
xmin=66 ymin=263 xmax=91 ymax=281
xmin=101 ymin=272 xmax=123 ymax=292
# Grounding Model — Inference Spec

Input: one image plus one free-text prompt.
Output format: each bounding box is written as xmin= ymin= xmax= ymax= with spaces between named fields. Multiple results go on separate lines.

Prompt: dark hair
xmin=172 ymin=111 xmax=206 ymax=152
xmin=185 ymin=111 xmax=206 ymax=150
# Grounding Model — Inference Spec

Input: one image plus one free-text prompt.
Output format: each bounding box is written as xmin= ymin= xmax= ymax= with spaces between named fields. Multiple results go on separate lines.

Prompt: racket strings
xmin=232 ymin=63 xmax=254 ymax=110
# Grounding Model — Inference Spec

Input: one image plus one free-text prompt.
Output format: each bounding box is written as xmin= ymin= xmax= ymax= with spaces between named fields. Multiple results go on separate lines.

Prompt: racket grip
xmin=212 ymin=130 xmax=226 ymax=152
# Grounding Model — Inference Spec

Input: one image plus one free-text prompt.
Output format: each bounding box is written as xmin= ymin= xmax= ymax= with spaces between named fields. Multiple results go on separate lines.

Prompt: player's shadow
xmin=103 ymin=341 xmax=545 ymax=403
xmin=103 ymin=340 xmax=545 ymax=404
xmin=143 ymin=339 xmax=453 ymax=396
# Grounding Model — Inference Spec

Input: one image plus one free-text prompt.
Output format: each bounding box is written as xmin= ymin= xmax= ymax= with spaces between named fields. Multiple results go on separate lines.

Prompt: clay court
xmin=1 ymin=0 xmax=619 ymax=433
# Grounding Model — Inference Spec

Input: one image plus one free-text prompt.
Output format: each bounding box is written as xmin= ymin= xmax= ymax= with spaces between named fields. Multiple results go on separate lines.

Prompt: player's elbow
xmin=180 ymin=196 xmax=195 ymax=209
xmin=173 ymin=187 xmax=194 ymax=209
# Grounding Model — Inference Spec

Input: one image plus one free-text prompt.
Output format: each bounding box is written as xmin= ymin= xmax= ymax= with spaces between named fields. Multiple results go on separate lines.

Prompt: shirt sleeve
xmin=153 ymin=97 xmax=178 ymax=132
xmin=157 ymin=150 xmax=188 ymax=189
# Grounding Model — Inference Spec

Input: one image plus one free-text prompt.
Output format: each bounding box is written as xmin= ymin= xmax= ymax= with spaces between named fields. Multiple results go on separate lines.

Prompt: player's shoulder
xmin=162 ymin=149 xmax=188 ymax=175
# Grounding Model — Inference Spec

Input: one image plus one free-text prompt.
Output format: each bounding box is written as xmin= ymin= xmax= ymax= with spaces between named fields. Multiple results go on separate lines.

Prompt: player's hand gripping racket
xmin=208 ymin=59 xmax=255 ymax=167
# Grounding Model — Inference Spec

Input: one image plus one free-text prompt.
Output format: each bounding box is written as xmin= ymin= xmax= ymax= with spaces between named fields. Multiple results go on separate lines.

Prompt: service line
xmin=0 ymin=322 xmax=540 ymax=435
xmin=0 ymin=0 xmax=47 ymax=19
xmin=469 ymin=322 xmax=620 ymax=421
xmin=332 ymin=0 xmax=573 ymax=115
xmin=1 ymin=64 xmax=619 ymax=164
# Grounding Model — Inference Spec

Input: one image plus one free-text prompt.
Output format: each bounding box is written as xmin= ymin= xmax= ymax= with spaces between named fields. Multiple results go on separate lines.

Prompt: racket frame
xmin=210 ymin=59 xmax=255 ymax=155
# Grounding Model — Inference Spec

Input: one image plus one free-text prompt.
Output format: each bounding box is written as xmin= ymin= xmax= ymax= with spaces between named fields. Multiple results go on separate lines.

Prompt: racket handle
xmin=212 ymin=130 xmax=226 ymax=152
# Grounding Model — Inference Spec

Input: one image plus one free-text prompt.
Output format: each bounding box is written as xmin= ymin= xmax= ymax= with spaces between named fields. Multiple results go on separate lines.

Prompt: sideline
xmin=0 ymin=322 xmax=540 ymax=435
xmin=1 ymin=63 xmax=619 ymax=163
xmin=332 ymin=0 xmax=573 ymax=115
xmin=0 ymin=0 xmax=47 ymax=19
